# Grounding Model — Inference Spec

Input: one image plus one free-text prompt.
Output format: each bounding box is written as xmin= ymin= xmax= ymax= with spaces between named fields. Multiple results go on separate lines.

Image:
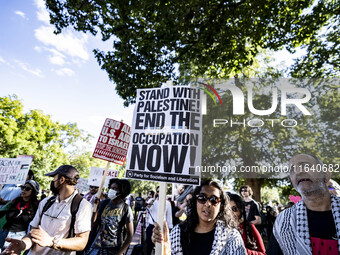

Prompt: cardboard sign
xmin=0 ymin=158 xmax=32 ymax=184
xmin=125 ymin=86 xmax=202 ymax=185
xmin=88 ymin=167 xmax=118 ymax=187
xmin=75 ymin=177 xmax=90 ymax=194
xmin=92 ymin=119 xmax=131 ymax=165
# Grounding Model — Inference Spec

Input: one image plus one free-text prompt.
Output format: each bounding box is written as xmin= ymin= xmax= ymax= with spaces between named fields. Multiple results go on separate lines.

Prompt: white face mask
xmin=108 ymin=189 xmax=118 ymax=200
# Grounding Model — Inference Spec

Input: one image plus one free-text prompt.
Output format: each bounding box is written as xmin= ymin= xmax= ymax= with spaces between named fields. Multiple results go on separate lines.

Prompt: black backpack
xmin=39 ymin=194 xmax=83 ymax=238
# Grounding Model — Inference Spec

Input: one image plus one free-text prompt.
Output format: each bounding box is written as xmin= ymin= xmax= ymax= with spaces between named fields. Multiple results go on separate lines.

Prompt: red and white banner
xmin=92 ymin=118 xmax=131 ymax=165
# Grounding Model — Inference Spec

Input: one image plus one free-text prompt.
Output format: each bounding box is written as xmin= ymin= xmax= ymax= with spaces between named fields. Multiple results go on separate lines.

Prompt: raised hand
xmin=1 ymin=238 xmax=26 ymax=255
xmin=30 ymin=225 xmax=53 ymax=247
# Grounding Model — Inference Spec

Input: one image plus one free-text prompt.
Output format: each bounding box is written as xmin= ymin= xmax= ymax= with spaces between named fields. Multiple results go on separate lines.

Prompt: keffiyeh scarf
xmin=169 ymin=220 xmax=246 ymax=255
xmin=273 ymin=194 xmax=340 ymax=254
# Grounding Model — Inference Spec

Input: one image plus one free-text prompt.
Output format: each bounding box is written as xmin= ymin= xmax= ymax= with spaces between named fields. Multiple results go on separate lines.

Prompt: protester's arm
xmin=1 ymin=227 xmax=37 ymax=255
xmin=29 ymin=225 xmax=90 ymax=251
xmin=152 ymin=221 xmax=171 ymax=255
xmin=251 ymin=215 xmax=261 ymax=225
xmin=118 ymin=221 xmax=134 ymax=255
xmin=250 ymin=223 xmax=266 ymax=253
xmin=251 ymin=202 xmax=261 ymax=225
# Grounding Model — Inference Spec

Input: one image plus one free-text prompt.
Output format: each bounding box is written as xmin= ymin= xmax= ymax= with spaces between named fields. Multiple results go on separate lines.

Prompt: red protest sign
xmin=92 ymin=118 xmax=131 ymax=165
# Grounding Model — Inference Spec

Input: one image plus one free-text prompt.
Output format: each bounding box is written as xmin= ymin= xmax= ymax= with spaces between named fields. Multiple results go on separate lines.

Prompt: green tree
xmin=201 ymin=78 xmax=339 ymax=201
xmin=45 ymin=0 xmax=338 ymax=105
xmin=0 ymin=95 xmax=93 ymax=188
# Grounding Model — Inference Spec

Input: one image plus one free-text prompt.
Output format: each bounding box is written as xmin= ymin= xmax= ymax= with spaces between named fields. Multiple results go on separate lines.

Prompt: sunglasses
xmin=90 ymin=186 xmax=98 ymax=189
xmin=240 ymin=189 xmax=248 ymax=192
xmin=196 ymin=194 xmax=221 ymax=206
xmin=20 ymin=186 xmax=32 ymax=192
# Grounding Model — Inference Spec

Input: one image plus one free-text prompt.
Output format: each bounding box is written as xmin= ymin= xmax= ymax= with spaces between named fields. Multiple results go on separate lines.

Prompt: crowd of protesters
xmin=0 ymin=153 xmax=339 ymax=255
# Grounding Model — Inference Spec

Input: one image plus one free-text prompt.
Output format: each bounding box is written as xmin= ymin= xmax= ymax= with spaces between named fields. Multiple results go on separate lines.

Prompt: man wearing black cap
xmin=2 ymin=165 xmax=92 ymax=255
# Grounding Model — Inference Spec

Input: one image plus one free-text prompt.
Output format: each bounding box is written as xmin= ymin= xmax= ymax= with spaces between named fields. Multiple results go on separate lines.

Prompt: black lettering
xmin=163 ymin=145 xmax=188 ymax=173
xmin=129 ymin=145 xmax=147 ymax=170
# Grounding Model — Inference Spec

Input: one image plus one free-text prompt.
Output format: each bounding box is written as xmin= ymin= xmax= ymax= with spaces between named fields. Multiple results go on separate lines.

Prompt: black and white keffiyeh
xmin=273 ymin=194 xmax=340 ymax=255
xmin=169 ymin=220 xmax=246 ymax=255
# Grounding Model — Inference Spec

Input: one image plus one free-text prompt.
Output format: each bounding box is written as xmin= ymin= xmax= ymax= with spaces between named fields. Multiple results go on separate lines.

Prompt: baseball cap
xmin=45 ymin=165 xmax=79 ymax=179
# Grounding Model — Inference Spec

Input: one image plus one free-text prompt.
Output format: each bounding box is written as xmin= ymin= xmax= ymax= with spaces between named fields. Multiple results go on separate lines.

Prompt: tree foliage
xmin=45 ymin=0 xmax=339 ymax=105
xmin=201 ymin=78 xmax=339 ymax=200
xmin=0 ymin=95 xmax=93 ymax=188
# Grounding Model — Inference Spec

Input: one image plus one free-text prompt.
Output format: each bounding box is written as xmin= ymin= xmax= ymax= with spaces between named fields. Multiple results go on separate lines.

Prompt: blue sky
xmin=0 ymin=0 xmax=134 ymax=148
xmin=0 ymin=0 xmax=302 ymax=151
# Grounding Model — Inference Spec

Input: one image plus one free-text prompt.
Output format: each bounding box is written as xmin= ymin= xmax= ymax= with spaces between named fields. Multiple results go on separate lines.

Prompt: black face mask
xmin=50 ymin=179 xmax=60 ymax=195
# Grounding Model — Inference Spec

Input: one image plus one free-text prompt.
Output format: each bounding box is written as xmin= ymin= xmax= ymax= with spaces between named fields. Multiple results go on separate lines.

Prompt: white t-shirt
xmin=28 ymin=191 xmax=92 ymax=255
xmin=146 ymin=198 xmax=173 ymax=229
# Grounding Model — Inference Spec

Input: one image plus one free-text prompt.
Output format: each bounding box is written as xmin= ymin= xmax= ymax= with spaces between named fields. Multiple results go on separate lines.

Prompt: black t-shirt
xmin=267 ymin=209 xmax=338 ymax=255
xmin=3 ymin=198 xmax=38 ymax=232
xmin=134 ymin=196 xmax=145 ymax=210
xmin=181 ymin=228 xmax=215 ymax=255
xmin=244 ymin=200 xmax=260 ymax=222
xmin=92 ymin=200 xmax=133 ymax=249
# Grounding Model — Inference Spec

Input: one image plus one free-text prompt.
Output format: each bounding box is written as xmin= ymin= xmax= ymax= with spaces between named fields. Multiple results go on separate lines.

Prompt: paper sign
xmin=92 ymin=119 xmax=131 ymax=165
xmin=88 ymin=167 xmax=118 ymax=187
xmin=0 ymin=158 xmax=32 ymax=184
xmin=75 ymin=177 xmax=90 ymax=194
xmin=125 ymin=86 xmax=202 ymax=185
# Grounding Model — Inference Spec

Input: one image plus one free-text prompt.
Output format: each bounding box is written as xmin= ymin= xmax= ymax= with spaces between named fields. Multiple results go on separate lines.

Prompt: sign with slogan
xmin=88 ymin=167 xmax=118 ymax=187
xmin=75 ymin=177 xmax=90 ymax=194
xmin=0 ymin=158 xmax=32 ymax=184
xmin=92 ymin=118 xmax=131 ymax=165
xmin=125 ymin=85 xmax=202 ymax=185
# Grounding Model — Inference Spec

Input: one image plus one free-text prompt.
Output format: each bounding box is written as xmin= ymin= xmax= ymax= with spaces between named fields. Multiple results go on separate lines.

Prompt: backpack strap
xmin=38 ymin=196 xmax=56 ymax=226
xmin=67 ymin=193 xmax=83 ymax=238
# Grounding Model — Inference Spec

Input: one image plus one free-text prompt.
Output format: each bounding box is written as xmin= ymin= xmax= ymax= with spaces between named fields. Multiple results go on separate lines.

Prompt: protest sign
xmin=0 ymin=158 xmax=32 ymax=185
xmin=88 ymin=167 xmax=118 ymax=187
xmin=125 ymin=85 xmax=202 ymax=185
xmin=75 ymin=177 xmax=90 ymax=194
xmin=92 ymin=118 xmax=131 ymax=165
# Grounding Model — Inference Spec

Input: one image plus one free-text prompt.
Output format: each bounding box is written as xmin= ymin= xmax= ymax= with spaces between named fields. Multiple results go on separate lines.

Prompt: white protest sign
xmin=0 ymin=158 xmax=32 ymax=184
xmin=75 ymin=177 xmax=90 ymax=194
xmin=125 ymin=85 xmax=202 ymax=185
xmin=88 ymin=167 xmax=118 ymax=187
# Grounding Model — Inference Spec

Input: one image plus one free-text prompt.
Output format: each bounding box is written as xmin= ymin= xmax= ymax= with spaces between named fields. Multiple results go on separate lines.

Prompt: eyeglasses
xmin=44 ymin=204 xmax=67 ymax=219
xmin=231 ymin=206 xmax=238 ymax=212
xmin=196 ymin=194 xmax=221 ymax=206
xmin=20 ymin=186 xmax=32 ymax=191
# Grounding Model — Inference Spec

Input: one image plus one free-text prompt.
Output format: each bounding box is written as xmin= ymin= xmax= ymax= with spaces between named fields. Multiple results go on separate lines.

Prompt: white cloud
xmin=34 ymin=0 xmax=50 ymax=24
xmin=33 ymin=0 xmax=89 ymax=64
xmin=34 ymin=46 xmax=42 ymax=52
xmin=14 ymin=60 xmax=43 ymax=77
xmin=0 ymin=56 xmax=6 ymax=64
xmin=14 ymin=11 xmax=28 ymax=20
xmin=34 ymin=26 xmax=89 ymax=61
xmin=47 ymin=49 xmax=66 ymax=65
xmin=56 ymin=67 xmax=75 ymax=76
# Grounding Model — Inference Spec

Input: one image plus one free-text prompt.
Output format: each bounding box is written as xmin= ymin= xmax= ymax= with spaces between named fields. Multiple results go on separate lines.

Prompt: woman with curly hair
xmin=227 ymin=193 xmax=266 ymax=255
xmin=152 ymin=179 xmax=246 ymax=255
xmin=0 ymin=180 xmax=40 ymax=251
